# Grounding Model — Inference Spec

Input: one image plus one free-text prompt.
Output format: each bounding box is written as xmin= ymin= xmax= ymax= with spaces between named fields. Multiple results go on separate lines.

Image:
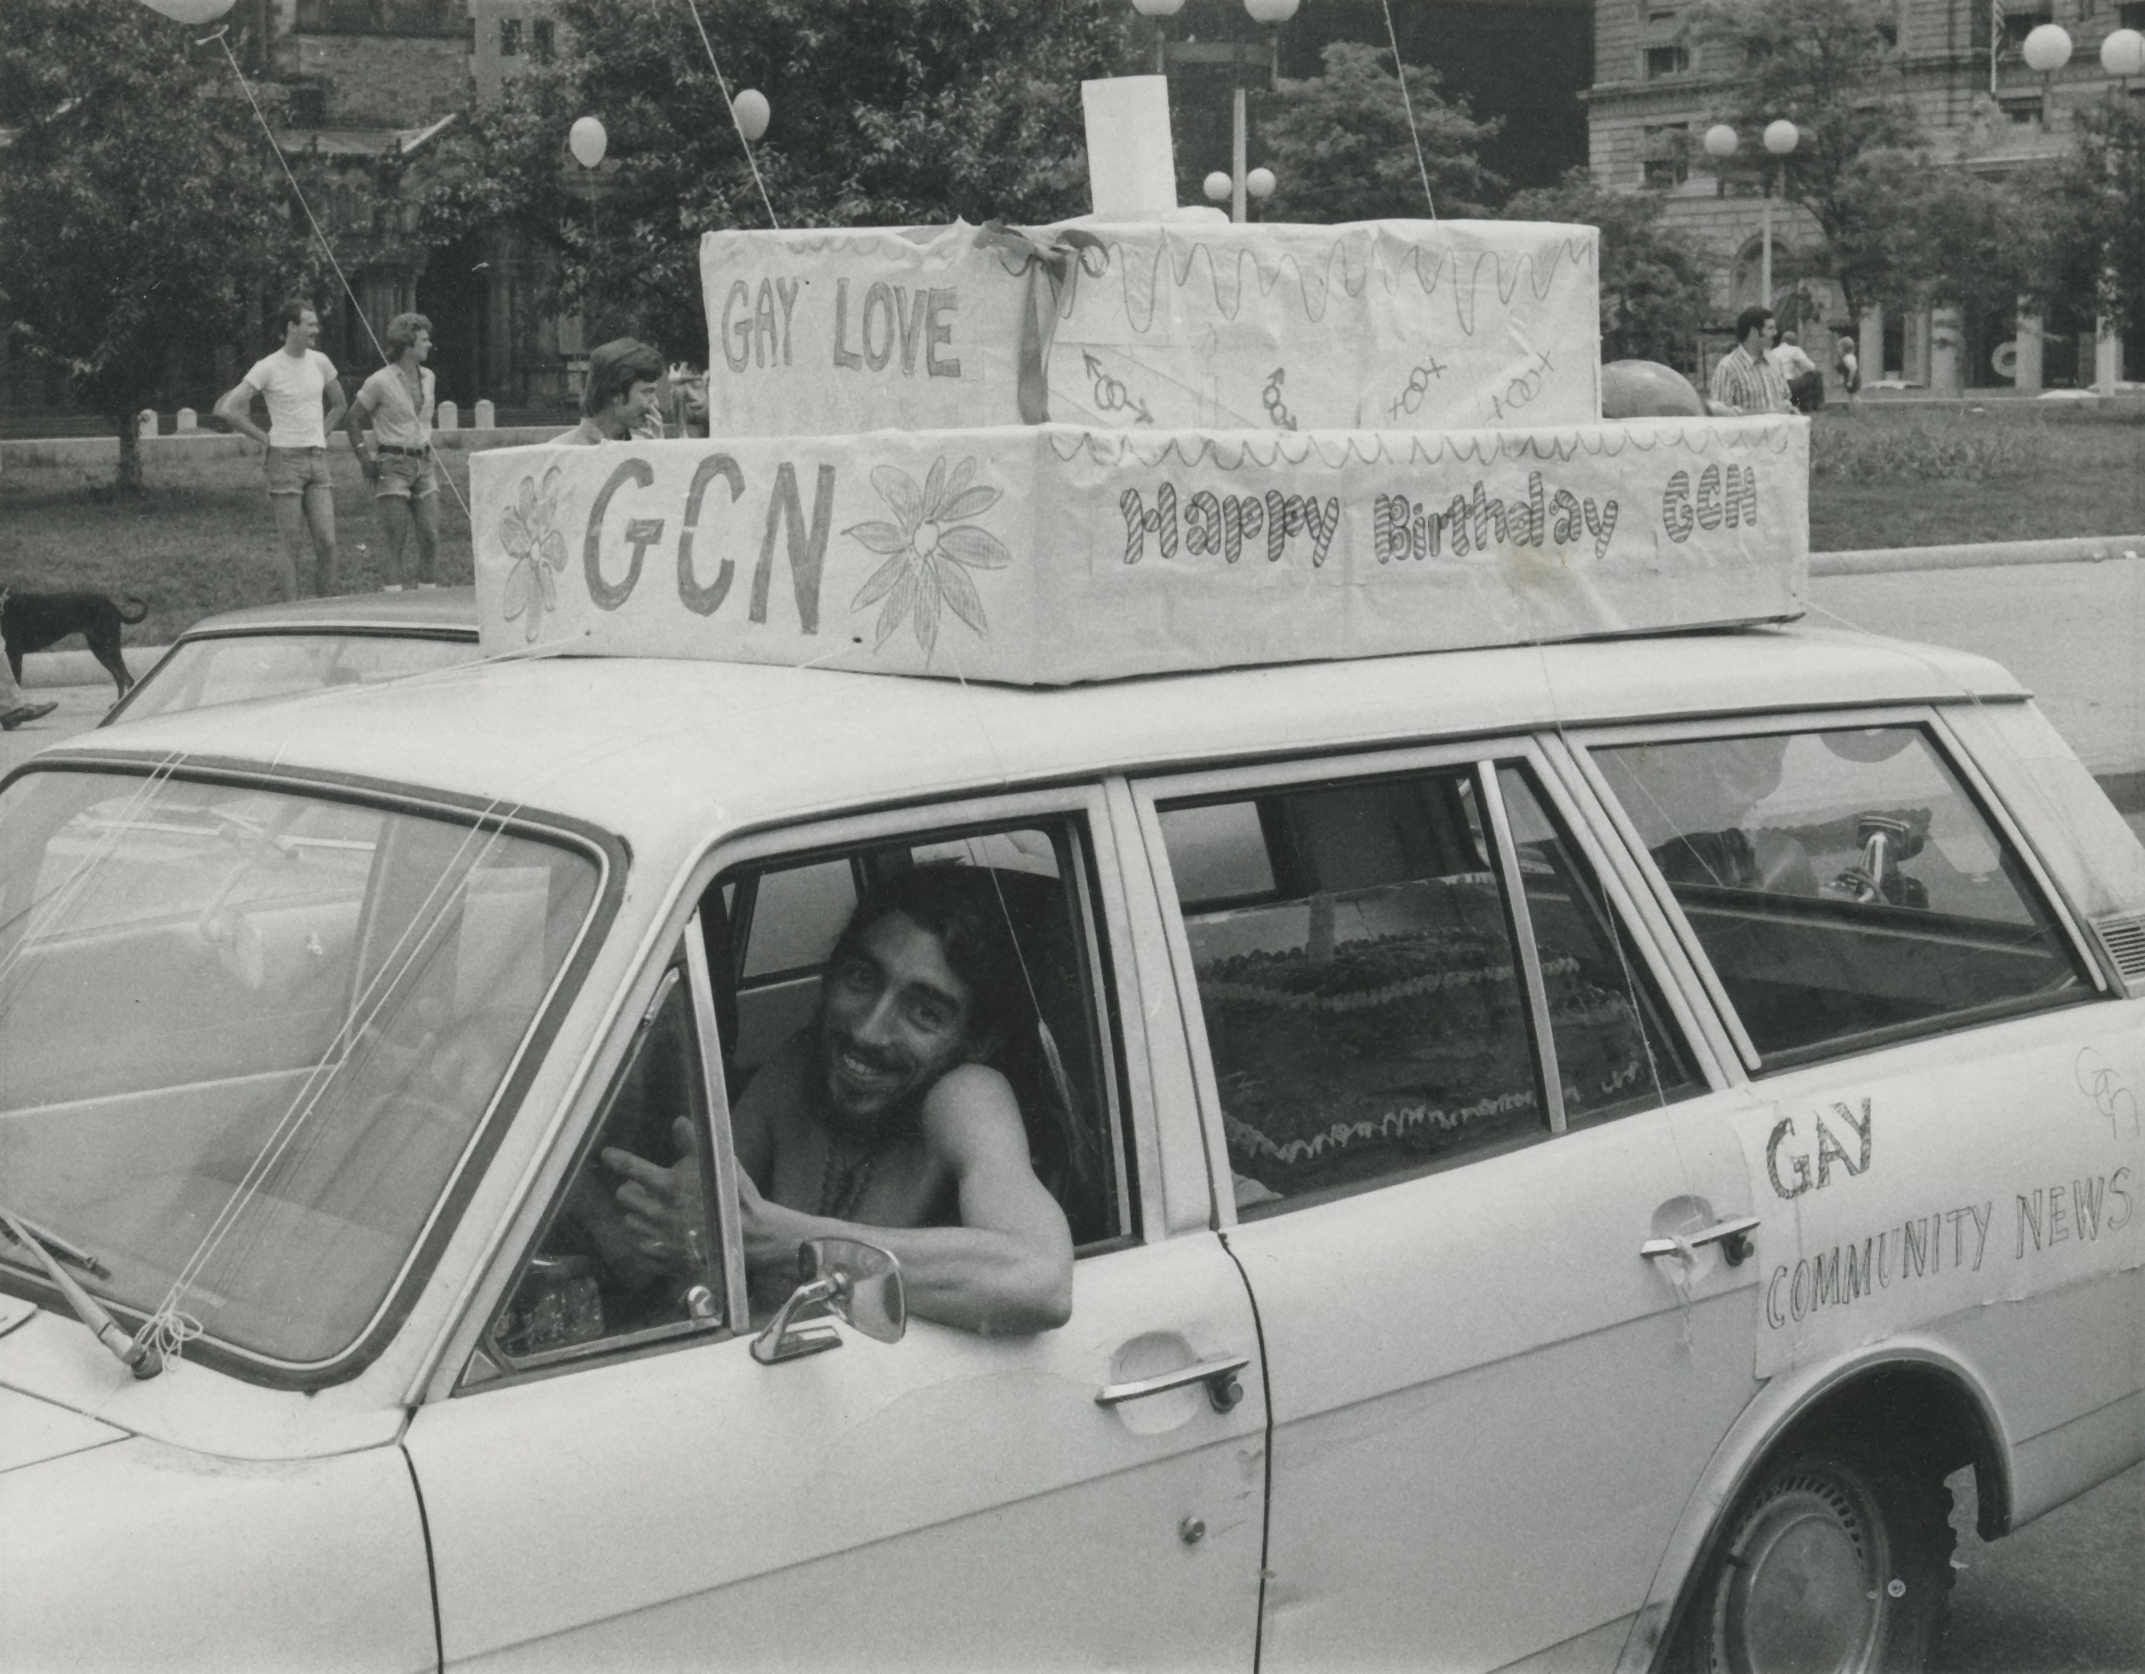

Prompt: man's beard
xmin=814 ymin=1018 xmax=933 ymax=1146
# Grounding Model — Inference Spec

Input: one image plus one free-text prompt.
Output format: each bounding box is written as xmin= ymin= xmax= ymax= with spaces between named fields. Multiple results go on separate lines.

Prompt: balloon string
xmin=197 ymin=25 xmax=475 ymax=532
xmin=677 ymin=0 xmax=781 ymax=228
xmin=1379 ymin=0 xmax=1438 ymax=220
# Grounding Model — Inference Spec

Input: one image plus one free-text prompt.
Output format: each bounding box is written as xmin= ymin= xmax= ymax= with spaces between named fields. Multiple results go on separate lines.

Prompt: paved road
xmin=4 ymin=571 xmax=2141 ymax=1669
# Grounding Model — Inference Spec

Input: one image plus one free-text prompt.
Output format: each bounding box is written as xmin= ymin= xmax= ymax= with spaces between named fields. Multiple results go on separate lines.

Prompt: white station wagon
xmin=1 ymin=620 xmax=2142 ymax=1674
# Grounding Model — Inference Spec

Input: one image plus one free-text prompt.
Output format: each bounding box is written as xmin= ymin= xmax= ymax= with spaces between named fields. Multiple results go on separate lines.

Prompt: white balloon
xmin=139 ymin=0 xmax=239 ymax=22
xmin=568 ymin=115 xmax=607 ymax=170
xmin=733 ymin=89 xmax=771 ymax=142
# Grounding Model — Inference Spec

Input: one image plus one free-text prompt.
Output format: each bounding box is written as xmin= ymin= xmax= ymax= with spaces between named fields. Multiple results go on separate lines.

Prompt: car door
xmin=403 ymin=787 xmax=1268 ymax=1671
xmin=1578 ymin=712 xmax=2145 ymax=1480
xmin=1129 ymin=739 xmax=1769 ymax=1674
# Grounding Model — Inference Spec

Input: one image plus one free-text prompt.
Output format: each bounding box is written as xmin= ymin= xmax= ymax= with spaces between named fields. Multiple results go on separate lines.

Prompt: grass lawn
xmin=2 ymin=404 xmax=2141 ymax=645
xmin=0 ymin=443 xmax=486 ymax=646
xmin=1807 ymin=401 xmax=2145 ymax=551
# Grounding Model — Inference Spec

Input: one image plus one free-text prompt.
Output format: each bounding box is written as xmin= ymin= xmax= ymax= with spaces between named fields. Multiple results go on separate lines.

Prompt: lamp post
xmin=1703 ymin=119 xmax=1800 ymax=310
xmin=1139 ymin=0 xmax=1298 ymax=223
xmin=2022 ymin=21 xmax=2072 ymax=121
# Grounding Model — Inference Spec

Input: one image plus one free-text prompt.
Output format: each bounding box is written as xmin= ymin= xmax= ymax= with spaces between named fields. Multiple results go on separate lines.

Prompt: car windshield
xmin=0 ymin=768 xmax=600 ymax=1369
xmin=115 ymin=633 xmax=478 ymax=724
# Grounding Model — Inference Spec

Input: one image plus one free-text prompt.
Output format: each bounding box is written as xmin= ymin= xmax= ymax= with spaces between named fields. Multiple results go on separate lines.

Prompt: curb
xmin=19 ymin=646 xmax=169 ymax=692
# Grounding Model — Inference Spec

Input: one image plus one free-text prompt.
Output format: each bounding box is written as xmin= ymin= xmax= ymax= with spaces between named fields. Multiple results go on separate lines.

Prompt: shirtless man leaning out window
xmin=604 ymin=866 xmax=1075 ymax=1337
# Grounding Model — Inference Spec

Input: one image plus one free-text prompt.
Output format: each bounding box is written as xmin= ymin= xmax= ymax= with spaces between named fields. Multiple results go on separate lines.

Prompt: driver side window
xmin=490 ymin=954 xmax=726 ymax=1369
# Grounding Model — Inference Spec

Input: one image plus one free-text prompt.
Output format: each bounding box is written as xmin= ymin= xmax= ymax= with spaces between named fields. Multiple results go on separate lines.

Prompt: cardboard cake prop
xmin=698 ymin=218 xmax=1601 ymax=439
xmin=473 ymin=414 xmax=1805 ymax=685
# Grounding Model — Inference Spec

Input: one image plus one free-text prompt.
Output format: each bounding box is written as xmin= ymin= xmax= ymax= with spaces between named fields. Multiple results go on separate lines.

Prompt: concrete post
xmin=175 ymin=407 xmax=199 ymax=433
xmin=436 ymin=400 xmax=459 ymax=431
xmin=1929 ymin=307 xmax=1963 ymax=393
xmin=2014 ymin=308 xmax=2043 ymax=394
xmin=137 ymin=410 xmax=157 ymax=440
xmin=2096 ymin=317 xmax=2121 ymax=397
xmin=1860 ymin=308 xmax=1884 ymax=384
xmin=474 ymin=398 xmax=496 ymax=429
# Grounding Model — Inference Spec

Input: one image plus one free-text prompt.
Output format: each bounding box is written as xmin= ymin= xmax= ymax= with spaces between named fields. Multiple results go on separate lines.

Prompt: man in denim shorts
xmin=344 ymin=312 xmax=441 ymax=589
xmin=216 ymin=300 xmax=347 ymax=600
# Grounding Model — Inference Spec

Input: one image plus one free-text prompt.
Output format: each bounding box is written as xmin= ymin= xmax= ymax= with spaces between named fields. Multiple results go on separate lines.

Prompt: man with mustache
xmin=604 ymin=866 xmax=1075 ymax=1336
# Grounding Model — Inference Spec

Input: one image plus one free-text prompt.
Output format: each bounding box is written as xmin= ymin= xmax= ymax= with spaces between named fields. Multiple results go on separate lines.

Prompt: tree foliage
xmin=423 ymin=0 xmax=1137 ymax=361
xmin=2042 ymin=99 xmax=2145 ymax=347
xmin=1900 ymin=163 xmax=2053 ymax=325
xmin=1503 ymin=171 xmax=1711 ymax=369
xmin=1253 ymin=41 xmax=1496 ymax=224
xmin=0 ymin=0 xmax=308 ymax=489
xmin=1693 ymin=0 xmax=1923 ymax=321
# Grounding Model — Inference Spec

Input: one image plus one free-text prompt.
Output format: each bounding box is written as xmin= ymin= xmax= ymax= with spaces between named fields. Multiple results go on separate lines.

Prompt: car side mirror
xmin=751 ymin=1237 xmax=906 ymax=1365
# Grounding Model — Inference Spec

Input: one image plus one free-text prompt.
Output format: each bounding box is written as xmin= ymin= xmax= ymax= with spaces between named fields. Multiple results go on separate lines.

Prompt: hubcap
xmin=1716 ymin=1469 xmax=1888 ymax=1674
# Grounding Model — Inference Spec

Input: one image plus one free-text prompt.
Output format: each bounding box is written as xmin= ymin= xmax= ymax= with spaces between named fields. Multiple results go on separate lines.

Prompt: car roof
xmin=172 ymin=586 xmax=478 ymax=641
xmin=43 ymin=624 xmax=2026 ymax=871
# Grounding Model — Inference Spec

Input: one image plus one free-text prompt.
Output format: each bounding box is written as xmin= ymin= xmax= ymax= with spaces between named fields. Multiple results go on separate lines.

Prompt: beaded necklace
xmin=817 ymin=1125 xmax=893 ymax=1221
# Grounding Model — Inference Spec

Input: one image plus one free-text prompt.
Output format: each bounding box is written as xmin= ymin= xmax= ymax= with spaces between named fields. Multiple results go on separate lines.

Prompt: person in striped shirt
xmin=1708 ymin=306 xmax=1792 ymax=416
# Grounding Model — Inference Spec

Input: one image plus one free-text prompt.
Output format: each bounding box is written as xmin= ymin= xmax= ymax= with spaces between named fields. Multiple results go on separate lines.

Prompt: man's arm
xmin=342 ymin=379 xmax=379 ymax=480
xmin=215 ymin=379 xmax=269 ymax=446
xmin=1706 ymin=357 xmax=1745 ymax=417
xmin=322 ymin=374 xmax=349 ymax=438
xmin=737 ymin=1064 xmax=1074 ymax=1336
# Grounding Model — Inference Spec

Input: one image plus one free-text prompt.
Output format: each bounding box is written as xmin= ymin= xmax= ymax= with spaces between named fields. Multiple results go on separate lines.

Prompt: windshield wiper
xmin=0 ymin=1206 xmax=160 ymax=1379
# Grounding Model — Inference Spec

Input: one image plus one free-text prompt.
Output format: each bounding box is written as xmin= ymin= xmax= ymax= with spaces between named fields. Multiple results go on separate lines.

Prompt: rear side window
xmin=1593 ymin=725 xmax=2093 ymax=1067
xmin=1159 ymin=762 xmax=1699 ymax=1216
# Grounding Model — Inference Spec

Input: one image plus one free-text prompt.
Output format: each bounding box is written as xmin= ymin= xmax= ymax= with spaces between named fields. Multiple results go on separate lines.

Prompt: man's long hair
xmin=830 ymin=864 xmax=1098 ymax=1212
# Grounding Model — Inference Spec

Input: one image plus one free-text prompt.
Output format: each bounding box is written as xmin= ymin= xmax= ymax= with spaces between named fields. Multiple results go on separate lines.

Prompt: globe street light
xmin=1129 ymin=0 xmax=1185 ymax=74
xmin=1703 ymin=121 xmax=1799 ymax=310
xmin=2104 ymin=27 xmax=2145 ymax=79
xmin=1136 ymin=0 xmax=1297 ymax=222
xmin=2021 ymin=21 xmax=2072 ymax=120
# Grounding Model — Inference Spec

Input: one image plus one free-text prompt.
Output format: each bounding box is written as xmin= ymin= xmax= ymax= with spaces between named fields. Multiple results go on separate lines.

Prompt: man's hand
xmin=735 ymin=1168 xmax=824 ymax=1279
xmin=602 ymin=1116 xmax=710 ymax=1273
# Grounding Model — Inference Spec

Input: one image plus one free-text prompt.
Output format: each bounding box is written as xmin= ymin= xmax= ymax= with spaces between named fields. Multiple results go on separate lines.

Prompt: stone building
xmin=1586 ymin=0 xmax=2144 ymax=390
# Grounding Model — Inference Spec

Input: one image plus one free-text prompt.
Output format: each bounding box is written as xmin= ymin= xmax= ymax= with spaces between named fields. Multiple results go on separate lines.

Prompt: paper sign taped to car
xmin=698 ymin=219 xmax=1603 ymax=437
xmin=470 ymin=415 xmax=1808 ymax=685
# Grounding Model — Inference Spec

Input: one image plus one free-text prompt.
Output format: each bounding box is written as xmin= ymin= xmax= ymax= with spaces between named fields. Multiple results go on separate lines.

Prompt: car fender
xmin=0 ymin=1433 xmax=436 ymax=1674
xmin=1613 ymin=1335 xmax=2013 ymax=1674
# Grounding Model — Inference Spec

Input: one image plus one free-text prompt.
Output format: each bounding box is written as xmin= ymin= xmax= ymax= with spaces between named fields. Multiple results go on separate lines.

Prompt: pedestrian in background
xmin=1835 ymin=335 xmax=1862 ymax=404
xmin=344 ymin=312 xmax=441 ymax=590
xmin=1772 ymin=329 xmax=1824 ymax=414
xmin=0 ymin=602 xmax=58 ymax=731
xmin=1708 ymin=306 xmax=1791 ymax=416
xmin=215 ymin=300 xmax=347 ymax=600
xmin=554 ymin=339 xmax=666 ymax=445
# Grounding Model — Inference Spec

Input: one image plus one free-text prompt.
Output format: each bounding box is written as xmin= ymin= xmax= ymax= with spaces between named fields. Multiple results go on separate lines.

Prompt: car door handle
xmin=1641 ymin=1215 xmax=1760 ymax=1267
xmin=1096 ymin=1354 xmax=1251 ymax=1414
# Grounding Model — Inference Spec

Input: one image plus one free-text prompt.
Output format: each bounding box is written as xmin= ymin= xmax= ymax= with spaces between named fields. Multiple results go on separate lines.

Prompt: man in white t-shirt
xmin=215 ymin=301 xmax=347 ymax=600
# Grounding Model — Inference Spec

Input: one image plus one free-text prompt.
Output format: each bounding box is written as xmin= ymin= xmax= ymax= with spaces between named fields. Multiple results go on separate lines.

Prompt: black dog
xmin=1 ymin=587 xmax=147 ymax=700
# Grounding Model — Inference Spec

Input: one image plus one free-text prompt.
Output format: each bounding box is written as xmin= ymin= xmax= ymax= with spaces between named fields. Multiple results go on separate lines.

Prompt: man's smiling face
xmin=816 ymin=911 xmax=976 ymax=1133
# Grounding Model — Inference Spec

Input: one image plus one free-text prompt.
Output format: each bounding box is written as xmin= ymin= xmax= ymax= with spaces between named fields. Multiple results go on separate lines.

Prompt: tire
xmin=1672 ymin=1447 xmax=1955 ymax=1674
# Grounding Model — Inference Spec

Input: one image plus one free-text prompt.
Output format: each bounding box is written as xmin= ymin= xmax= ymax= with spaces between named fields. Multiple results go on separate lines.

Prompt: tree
xmin=1902 ymin=165 xmax=2053 ymax=329
xmin=1693 ymin=0 xmax=1924 ymax=323
xmin=1253 ymin=41 xmax=1496 ymax=224
xmin=1503 ymin=171 xmax=1712 ymax=369
xmin=0 ymin=0 xmax=304 ymax=490
xmin=424 ymin=0 xmax=1137 ymax=362
xmin=2042 ymin=99 xmax=2145 ymax=349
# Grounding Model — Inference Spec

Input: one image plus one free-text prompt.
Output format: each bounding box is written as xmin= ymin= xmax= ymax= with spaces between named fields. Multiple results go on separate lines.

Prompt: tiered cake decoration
xmin=468 ymin=77 xmax=1809 ymax=1195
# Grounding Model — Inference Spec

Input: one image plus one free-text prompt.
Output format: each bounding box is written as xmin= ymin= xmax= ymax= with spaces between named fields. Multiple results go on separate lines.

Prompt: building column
xmin=1929 ymin=307 xmax=1964 ymax=393
xmin=2014 ymin=306 xmax=2043 ymax=394
xmin=2097 ymin=316 xmax=2122 ymax=397
xmin=1860 ymin=307 xmax=1885 ymax=384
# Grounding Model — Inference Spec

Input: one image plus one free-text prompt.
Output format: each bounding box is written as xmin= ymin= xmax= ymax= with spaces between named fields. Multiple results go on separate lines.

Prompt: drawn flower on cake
xmin=498 ymin=466 xmax=568 ymax=643
xmin=846 ymin=457 xmax=1010 ymax=657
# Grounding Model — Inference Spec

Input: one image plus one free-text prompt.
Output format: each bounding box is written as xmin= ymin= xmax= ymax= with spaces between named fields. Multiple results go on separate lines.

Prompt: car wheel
xmin=1676 ymin=1447 xmax=1955 ymax=1674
